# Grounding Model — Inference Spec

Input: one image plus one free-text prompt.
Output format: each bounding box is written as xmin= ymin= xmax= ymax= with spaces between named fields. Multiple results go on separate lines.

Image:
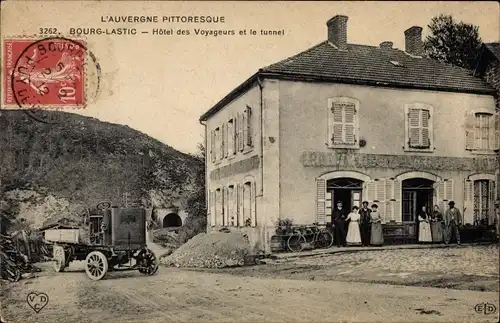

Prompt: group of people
xmin=417 ymin=201 xmax=462 ymax=245
xmin=332 ymin=201 xmax=383 ymax=247
xmin=330 ymin=200 xmax=463 ymax=247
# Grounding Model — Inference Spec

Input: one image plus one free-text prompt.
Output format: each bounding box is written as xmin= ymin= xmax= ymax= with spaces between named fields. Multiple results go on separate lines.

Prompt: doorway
xmin=162 ymin=213 xmax=182 ymax=228
xmin=327 ymin=178 xmax=363 ymax=216
xmin=402 ymin=178 xmax=434 ymax=223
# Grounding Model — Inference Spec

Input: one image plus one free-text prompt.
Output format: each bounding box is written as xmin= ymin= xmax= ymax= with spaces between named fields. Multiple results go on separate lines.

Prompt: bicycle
xmin=287 ymin=224 xmax=334 ymax=252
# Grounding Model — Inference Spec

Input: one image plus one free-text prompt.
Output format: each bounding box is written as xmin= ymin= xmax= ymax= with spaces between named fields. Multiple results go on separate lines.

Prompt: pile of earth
xmin=160 ymin=230 xmax=254 ymax=269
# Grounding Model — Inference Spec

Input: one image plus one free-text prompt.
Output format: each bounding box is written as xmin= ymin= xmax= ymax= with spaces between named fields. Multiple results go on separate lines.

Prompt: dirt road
xmin=1 ymin=260 xmax=499 ymax=323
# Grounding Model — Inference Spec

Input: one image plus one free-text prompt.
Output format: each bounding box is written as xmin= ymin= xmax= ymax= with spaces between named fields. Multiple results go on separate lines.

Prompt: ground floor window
xmin=401 ymin=178 xmax=434 ymax=223
xmin=474 ymin=180 xmax=490 ymax=224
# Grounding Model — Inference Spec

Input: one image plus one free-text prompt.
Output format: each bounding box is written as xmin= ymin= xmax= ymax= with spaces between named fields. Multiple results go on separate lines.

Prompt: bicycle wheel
xmin=316 ymin=230 xmax=334 ymax=249
xmin=287 ymin=234 xmax=306 ymax=252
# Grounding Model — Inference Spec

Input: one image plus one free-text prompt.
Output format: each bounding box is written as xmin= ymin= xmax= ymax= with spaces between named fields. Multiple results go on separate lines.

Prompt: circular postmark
xmin=9 ymin=36 xmax=101 ymax=123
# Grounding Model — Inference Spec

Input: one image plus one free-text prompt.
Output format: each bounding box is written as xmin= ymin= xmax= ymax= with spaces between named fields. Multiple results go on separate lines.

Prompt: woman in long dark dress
xmin=370 ymin=204 xmax=384 ymax=246
xmin=430 ymin=205 xmax=444 ymax=243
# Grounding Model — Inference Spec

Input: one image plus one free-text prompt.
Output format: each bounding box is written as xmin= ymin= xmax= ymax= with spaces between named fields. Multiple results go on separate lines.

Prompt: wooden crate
xmin=44 ymin=229 xmax=81 ymax=244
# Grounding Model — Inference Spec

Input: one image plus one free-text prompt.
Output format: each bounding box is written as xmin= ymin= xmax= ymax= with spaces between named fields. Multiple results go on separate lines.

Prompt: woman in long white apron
xmin=418 ymin=206 xmax=433 ymax=243
xmin=345 ymin=206 xmax=362 ymax=246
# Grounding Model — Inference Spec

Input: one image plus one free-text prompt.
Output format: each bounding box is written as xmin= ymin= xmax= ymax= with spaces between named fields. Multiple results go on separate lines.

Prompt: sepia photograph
xmin=0 ymin=1 xmax=499 ymax=322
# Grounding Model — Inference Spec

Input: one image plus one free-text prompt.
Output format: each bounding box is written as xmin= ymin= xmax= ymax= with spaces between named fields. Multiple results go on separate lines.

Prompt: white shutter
xmin=316 ymin=179 xmax=326 ymax=224
xmin=393 ymin=180 xmax=402 ymax=222
xmin=236 ymin=184 xmax=243 ymax=227
xmin=210 ymin=190 xmax=216 ymax=226
xmin=421 ymin=109 xmax=430 ymax=148
xmin=222 ymin=187 xmax=227 ymax=226
xmin=463 ymin=179 xmax=474 ymax=224
xmin=220 ymin=124 xmax=225 ymax=159
xmin=250 ymin=183 xmax=256 ymax=227
xmin=408 ymin=108 xmax=421 ymax=148
xmin=444 ymin=179 xmax=454 ymax=202
xmin=325 ymin=190 xmax=332 ymax=224
xmin=246 ymin=107 xmax=253 ymax=147
xmin=210 ymin=130 xmax=215 ymax=162
xmin=344 ymin=103 xmax=356 ymax=145
xmin=374 ymin=179 xmax=386 ymax=218
xmin=385 ymin=179 xmax=394 ymax=222
xmin=490 ymin=112 xmax=499 ymax=151
xmin=436 ymin=180 xmax=447 ymax=213
xmin=238 ymin=113 xmax=244 ymax=151
xmin=331 ymin=103 xmax=344 ymax=144
xmin=364 ymin=180 xmax=376 ymax=204
xmin=232 ymin=118 xmax=237 ymax=154
xmin=465 ymin=111 xmax=477 ymax=150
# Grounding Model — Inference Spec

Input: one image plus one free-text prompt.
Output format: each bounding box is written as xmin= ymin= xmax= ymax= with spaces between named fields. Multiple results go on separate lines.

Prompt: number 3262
xmin=39 ymin=28 xmax=58 ymax=35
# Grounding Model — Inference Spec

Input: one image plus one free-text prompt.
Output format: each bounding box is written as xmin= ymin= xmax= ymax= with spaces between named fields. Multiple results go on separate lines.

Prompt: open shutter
xmin=325 ymin=190 xmax=332 ymax=224
xmin=392 ymin=180 xmax=402 ymax=222
xmin=374 ymin=179 xmax=386 ymax=219
xmin=232 ymin=118 xmax=237 ymax=154
xmin=364 ymin=180 xmax=376 ymax=205
xmin=221 ymin=124 xmax=226 ymax=159
xmin=331 ymin=103 xmax=344 ymax=144
xmin=490 ymin=112 xmax=500 ymax=151
xmin=465 ymin=111 xmax=477 ymax=150
xmin=210 ymin=130 xmax=215 ymax=162
xmin=421 ymin=109 xmax=430 ymax=148
xmin=316 ymin=179 xmax=326 ymax=224
xmin=344 ymin=103 xmax=356 ymax=145
xmin=463 ymin=179 xmax=474 ymax=224
xmin=246 ymin=107 xmax=253 ymax=147
xmin=489 ymin=180 xmax=496 ymax=225
xmin=408 ymin=108 xmax=421 ymax=148
xmin=222 ymin=187 xmax=227 ymax=226
xmin=384 ymin=179 xmax=394 ymax=222
xmin=210 ymin=190 xmax=216 ymax=226
xmin=238 ymin=113 xmax=244 ymax=151
xmin=250 ymin=183 xmax=256 ymax=227
xmin=238 ymin=184 xmax=244 ymax=226
xmin=444 ymin=179 xmax=454 ymax=202
xmin=436 ymin=181 xmax=446 ymax=212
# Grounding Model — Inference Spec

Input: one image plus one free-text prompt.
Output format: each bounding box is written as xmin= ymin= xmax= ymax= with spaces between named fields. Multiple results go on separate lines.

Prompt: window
xmin=210 ymin=130 xmax=216 ymax=163
xmin=243 ymin=181 xmax=256 ymax=227
xmin=328 ymin=98 xmax=359 ymax=148
xmin=228 ymin=185 xmax=235 ymax=226
xmin=214 ymin=127 xmax=220 ymax=161
xmin=466 ymin=111 xmax=499 ymax=152
xmin=215 ymin=188 xmax=222 ymax=225
xmin=404 ymin=103 xmax=434 ymax=151
xmin=473 ymin=180 xmax=490 ymax=224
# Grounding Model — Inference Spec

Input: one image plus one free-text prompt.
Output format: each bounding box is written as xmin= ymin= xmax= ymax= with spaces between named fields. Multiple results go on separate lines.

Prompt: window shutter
xmin=374 ymin=179 xmax=386 ymax=220
xmin=250 ymin=183 xmax=256 ymax=227
xmin=344 ymin=103 xmax=356 ymax=145
xmin=210 ymin=130 xmax=215 ymax=162
xmin=325 ymin=191 xmax=332 ymax=223
xmin=246 ymin=107 xmax=253 ymax=147
xmin=392 ymin=180 xmax=402 ymax=222
xmin=364 ymin=180 xmax=376 ymax=204
xmin=238 ymin=113 xmax=244 ymax=151
xmin=227 ymin=120 xmax=233 ymax=156
xmin=331 ymin=103 xmax=344 ymax=144
xmin=237 ymin=184 xmax=244 ymax=226
xmin=465 ymin=111 xmax=477 ymax=150
xmin=408 ymin=108 xmax=421 ymax=148
xmin=220 ymin=124 xmax=225 ymax=159
xmin=316 ymin=179 xmax=326 ymax=225
xmin=222 ymin=187 xmax=227 ymax=226
xmin=489 ymin=180 xmax=496 ymax=225
xmin=385 ymin=179 xmax=394 ymax=222
xmin=444 ymin=179 xmax=454 ymax=202
xmin=210 ymin=190 xmax=216 ymax=226
xmin=232 ymin=118 xmax=237 ymax=154
xmin=421 ymin=109 xmax=430 ymax=148
xmin=463 ymin=179 xmax=474 ymax=224
xmin=491 ymin=112 xmax=500 ymax=151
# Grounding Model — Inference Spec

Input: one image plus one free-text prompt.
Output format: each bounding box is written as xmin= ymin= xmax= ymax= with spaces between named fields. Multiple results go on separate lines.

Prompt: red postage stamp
xmin=3 ymin=37 xmax=91 ymax=109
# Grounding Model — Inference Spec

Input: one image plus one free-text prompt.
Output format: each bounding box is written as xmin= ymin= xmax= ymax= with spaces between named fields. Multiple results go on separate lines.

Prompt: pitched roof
xmin=200 ymin=41 xmax=495 ymax=121
xmin=485 ymin=42 xmax=500 ymax=60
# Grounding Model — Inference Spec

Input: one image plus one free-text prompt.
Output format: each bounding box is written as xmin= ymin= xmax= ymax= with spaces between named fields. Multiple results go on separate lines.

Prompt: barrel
xmin=270 ymin=235 xmax=285 ymax=253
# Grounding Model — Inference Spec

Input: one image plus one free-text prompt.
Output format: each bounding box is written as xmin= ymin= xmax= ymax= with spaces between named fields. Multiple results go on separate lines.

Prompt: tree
xmin=423 ymin=14 xmax=482 ymax=70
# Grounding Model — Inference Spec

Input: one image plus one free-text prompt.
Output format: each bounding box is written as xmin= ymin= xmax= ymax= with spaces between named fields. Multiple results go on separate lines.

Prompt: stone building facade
xmin=200 ymin=15 xmax=500 ymax=253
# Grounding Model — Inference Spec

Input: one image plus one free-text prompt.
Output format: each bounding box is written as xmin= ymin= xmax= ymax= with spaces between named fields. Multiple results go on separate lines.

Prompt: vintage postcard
xmin=0 ymin=0 xmax=499 ymax=322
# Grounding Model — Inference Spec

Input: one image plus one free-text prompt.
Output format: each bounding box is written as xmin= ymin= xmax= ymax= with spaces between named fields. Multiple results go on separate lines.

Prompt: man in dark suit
xmin=332 ymin=201 xmax=347 ymax=247
xmin=359 ymin=201 xmax=372 ymax=246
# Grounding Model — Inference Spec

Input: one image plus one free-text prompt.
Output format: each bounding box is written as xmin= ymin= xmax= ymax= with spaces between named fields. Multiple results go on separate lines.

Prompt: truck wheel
xmin=85 ymin=251 xmax=108 ymax=281
xmin=53 ymin=245 xmax=66 ymax=272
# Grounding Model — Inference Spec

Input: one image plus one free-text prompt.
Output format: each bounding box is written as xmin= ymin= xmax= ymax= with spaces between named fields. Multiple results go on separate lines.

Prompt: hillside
xmin=0 ymin=110 xmax=204 ymax=230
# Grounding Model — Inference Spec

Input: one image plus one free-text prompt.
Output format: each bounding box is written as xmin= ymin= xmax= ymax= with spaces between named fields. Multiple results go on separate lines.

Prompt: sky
xmin=1 ymin=1 xmax=499 ymax=154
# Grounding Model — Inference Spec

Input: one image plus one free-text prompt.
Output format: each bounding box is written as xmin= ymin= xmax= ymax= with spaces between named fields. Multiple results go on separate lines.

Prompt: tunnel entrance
xmin=162 ymin=213 xmax=182 ymax=228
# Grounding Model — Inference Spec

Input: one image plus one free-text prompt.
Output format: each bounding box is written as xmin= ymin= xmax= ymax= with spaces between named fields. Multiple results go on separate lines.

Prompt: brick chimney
xmin=327 ymin=15 xmax=348 ymax=50
xmin=404 ymin=26 xmax=423 ymax=56
xmin=379 ymin=41 xmax=393 ymax=49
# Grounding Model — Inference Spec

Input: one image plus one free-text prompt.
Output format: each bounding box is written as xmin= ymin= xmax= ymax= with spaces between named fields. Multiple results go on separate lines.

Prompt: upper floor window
xmin=327 ymin=98 xmax=359 ymax=148
xmin=244 ymin=106 xmax=253 ymax=147
xmin=404 ymin=103 xmax=434 ymax=152
xmin=465 ymin=111 xmax=499 ymax=152
xmin=227 ymin=118 xmax=236 ymax=156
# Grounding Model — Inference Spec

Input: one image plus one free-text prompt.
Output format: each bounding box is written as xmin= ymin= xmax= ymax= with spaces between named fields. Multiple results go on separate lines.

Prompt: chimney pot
xmin=404 ymin=26 xmax=423 ymax=56
xmin=379 ymin=41 xmax=393 ymax=49
xmin=327 ymin=15 xmax=348 ymax=50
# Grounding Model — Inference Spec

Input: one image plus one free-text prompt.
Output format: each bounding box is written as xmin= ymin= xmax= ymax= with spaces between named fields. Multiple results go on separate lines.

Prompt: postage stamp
xmin=2 ymin=36 xmax=101 ymax=111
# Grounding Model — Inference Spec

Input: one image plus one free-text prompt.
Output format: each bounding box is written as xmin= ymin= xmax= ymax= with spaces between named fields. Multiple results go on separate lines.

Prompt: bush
xmin=177 ymin=215 xmax=207 ymax=244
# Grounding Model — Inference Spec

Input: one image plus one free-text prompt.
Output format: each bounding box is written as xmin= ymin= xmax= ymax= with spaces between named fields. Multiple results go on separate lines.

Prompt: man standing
xmin=332 ymin=201 xmax=347 ymax=247
xmin=444 ymin=201 xmax=462 ymax=245
xmin=359 ymin=201 xmax=372 ymax=247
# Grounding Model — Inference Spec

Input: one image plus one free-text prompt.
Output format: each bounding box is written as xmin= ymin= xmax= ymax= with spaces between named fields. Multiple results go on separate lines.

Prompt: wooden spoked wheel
xmin=85 ymin=251 xmax=108 ymax=281
xmin=53 ymin=245 xmax=66 ymax=272
xmin=138 ymin=249 xmax=159 ymax=276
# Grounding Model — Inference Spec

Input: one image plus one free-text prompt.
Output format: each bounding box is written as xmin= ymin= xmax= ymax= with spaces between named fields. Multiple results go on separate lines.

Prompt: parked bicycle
xmin=287 ymin=224 xmax=334 ymax=252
